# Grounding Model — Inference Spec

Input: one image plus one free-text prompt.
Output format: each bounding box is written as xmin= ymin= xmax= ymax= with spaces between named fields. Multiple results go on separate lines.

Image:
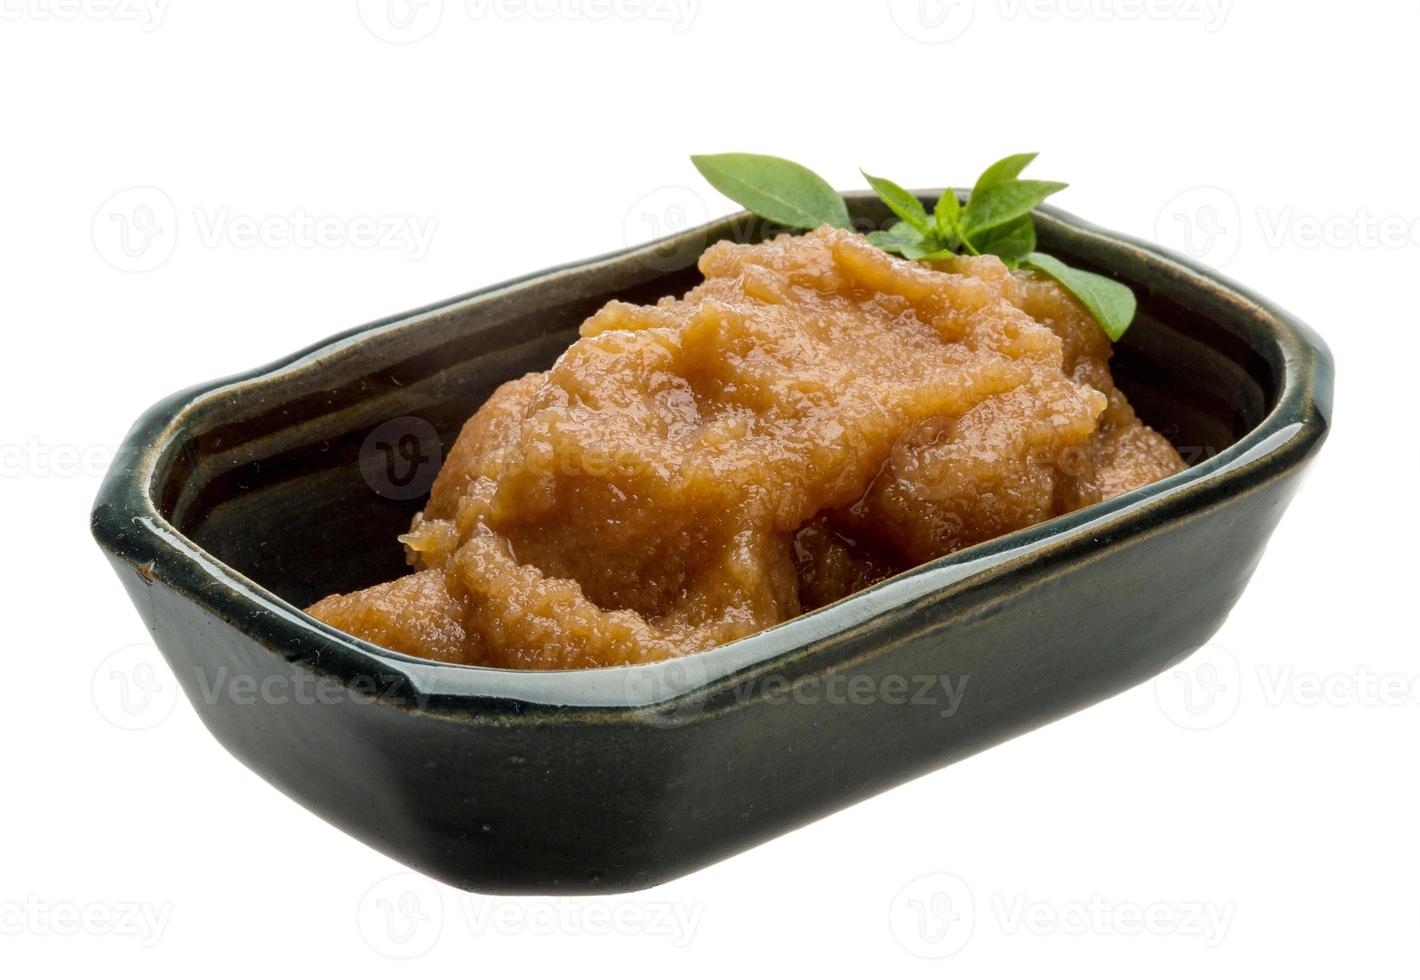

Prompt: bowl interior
xmin=152 ymin=200 xmax=1282 ymax=609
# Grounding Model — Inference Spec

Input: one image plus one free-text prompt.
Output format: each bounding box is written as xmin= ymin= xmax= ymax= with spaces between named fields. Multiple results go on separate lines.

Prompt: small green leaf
xmin=691 ymin=153 xmax=850 ymax=230
xmin=971 ymin=152 xmax=1039 ymax=197
xmin=970 ymin=215 xmax=1036 ymax=267
xmin=1023 ymin=251 xmax=1137 ymax=341
xmin=933 ymin=190 xmax=962 ymax=244
xmin=898 ymin=238 xmax=943 ymax=261
xmin=866 ymin=221 xmax=927 ymax=256
xmin=861 ymin=170 xmax=931 ymax=234
xmin=914 ymin=249 xmax=960 ymax=262
xmin=962 ymin=179 xmax=1068 ymax=238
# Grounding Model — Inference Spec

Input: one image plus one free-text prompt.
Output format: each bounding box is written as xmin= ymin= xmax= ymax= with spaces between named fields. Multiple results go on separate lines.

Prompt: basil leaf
xmin=898 ymin=238 xmax=943 ymax=261
xmin=962 ymin=178 xmax=1068 ymax=238
xmin=933 ymin=189 xmax=962 ymax=244
xmin=862 ymin=170 xmax=931 ymax=235
xmin=971 ymin=152 xmax=1039 ymax=197
xmin=1023 ymin=252 xmax=1137 ymax=341
xmin=866 ymin=220 xmax=927 ymax=255
xmin=691 ymin=153 xmax=850 ymax=230
xmin=970 ymin=215 xmax=1036 ymax=267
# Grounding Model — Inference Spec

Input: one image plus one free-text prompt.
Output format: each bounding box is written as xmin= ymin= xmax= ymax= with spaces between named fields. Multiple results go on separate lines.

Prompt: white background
xmin=0 ymin=1 xmax=1407 ymax=974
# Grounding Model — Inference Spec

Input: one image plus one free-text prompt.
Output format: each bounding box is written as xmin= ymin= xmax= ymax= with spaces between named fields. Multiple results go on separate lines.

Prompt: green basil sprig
xmin=690 ymin=151 xmax=1136 ymax=341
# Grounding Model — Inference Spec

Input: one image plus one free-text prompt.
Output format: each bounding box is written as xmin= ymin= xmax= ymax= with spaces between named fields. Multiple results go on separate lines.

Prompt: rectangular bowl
xmin=91 ymin=192 xmax=1332 ymax=893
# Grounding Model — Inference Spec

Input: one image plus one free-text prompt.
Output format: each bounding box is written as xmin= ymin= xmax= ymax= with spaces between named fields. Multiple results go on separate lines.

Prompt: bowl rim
xmin=91 ymin=193 xmax=1333 ymax=714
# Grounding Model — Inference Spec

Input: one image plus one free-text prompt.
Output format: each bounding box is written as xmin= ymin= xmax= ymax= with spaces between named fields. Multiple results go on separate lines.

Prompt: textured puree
xmin=308 ymin=227 xmax=1184 ymax=669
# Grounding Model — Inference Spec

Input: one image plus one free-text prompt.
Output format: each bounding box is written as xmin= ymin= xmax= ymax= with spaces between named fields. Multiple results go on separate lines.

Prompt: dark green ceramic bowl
xmin=91 ymin=192 xmax=1332 ymax=894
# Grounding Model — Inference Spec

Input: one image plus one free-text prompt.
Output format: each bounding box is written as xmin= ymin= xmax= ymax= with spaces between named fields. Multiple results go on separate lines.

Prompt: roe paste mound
xmin=308 ymin=227 xmax=1184 ymax=669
